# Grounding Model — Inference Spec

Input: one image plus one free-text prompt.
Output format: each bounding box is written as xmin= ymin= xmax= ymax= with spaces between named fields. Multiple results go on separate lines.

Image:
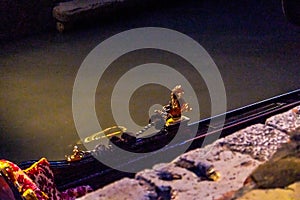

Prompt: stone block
xmin=77 ymin=178 xmax=150 ymax=200
xmin=236 ymin=182 xmax=300 ymax=200
xmin=136 ymin=142 xmax=261 ymax=200
xmin=266 ymin=106 xmax=300 ymax=134
xmin=218 ymin=124 xmax=289 ymax=161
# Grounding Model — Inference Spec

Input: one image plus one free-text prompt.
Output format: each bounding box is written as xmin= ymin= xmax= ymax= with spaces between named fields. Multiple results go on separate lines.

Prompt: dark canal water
xmin=0 ymin=1 xmax=299 ymax=163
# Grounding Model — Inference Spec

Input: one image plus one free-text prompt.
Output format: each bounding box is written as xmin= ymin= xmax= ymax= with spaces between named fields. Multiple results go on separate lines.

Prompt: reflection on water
xmin=0 ymin=1 xmax=299 ymax=162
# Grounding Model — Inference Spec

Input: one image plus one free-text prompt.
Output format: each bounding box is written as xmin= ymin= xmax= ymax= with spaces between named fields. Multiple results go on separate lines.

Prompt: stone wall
xmin=0 ymin=0 xmax=285 ymax=42
xmin=0 ymin=0 xmax=156 ymax=41
xmin=0 ymin=0 xmax=168 ymax=41
xmin=78 ymin=106 xmax=300 ymax=200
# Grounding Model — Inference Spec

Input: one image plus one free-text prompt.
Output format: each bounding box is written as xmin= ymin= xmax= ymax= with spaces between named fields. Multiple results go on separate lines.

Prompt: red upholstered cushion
xmin=24 ymin=158 xmax=93 ymax=200
xmin=24 ymin=158 xmax=62 ymax=200
xmin=0 ymin=159 xmax=48 ymax=200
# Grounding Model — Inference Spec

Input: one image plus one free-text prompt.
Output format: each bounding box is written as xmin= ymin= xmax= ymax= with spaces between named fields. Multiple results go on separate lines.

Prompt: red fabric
xmin=24 ymin=158 xmax=62 ymax=200
xmin=61 ymin=185 xmax=93 ymax=200
xmin=24 ymin=158 xmax=93 ymax=200
xmin=0 ymin=159 xmax=48 ymax=200
xmin=1 ymin=158 xmax=93 ymax=200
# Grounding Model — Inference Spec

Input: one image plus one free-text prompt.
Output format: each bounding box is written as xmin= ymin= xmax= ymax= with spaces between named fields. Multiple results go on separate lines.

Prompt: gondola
xmin=1 ymin=88 xmax=300 ymax=200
